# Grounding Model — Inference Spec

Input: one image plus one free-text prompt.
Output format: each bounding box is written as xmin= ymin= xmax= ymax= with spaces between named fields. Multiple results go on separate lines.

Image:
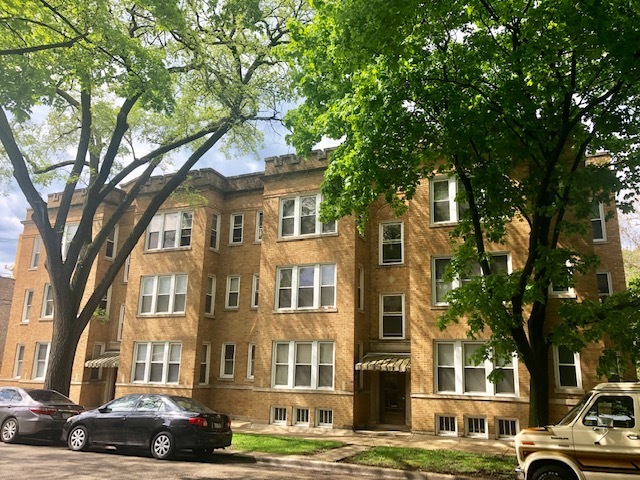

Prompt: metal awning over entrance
xmin=85 ymin=351 xmax=120 ymax=369
xmin=355 ymin=353 xmax=411 ymax=372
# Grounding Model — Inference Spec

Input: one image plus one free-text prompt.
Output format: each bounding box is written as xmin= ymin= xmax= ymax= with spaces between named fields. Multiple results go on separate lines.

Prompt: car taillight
xmin=30 ymin=407 xmax=56 ymax=416
xmin=189 ymin=417 xmax=208 ymax=428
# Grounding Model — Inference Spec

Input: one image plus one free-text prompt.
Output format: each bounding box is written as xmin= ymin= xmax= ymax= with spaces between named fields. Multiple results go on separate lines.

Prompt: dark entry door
xmin=380 ymin=372 xmax=406 ymax=425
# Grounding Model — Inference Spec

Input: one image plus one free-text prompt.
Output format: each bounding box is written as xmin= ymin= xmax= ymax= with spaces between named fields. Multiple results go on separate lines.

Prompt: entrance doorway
xmin=379 ymin=372 xmax=406 ymax=425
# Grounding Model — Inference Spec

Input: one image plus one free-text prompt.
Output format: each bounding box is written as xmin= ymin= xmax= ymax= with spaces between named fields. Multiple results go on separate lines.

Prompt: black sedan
xmin=62 ymin=393 xmax=232 ymax=459
xmin=0 ymin=387 xmax=84 ymax=443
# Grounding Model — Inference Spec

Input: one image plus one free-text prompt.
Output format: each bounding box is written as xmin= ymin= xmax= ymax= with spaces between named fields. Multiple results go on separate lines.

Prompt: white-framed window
xmin=497 ymin=418 xmax=519 ymax=439
xmin=294 ymin=407 xmax=310 ymax=426
xmin=132 ymin=342 xmax=181 ymax=384
xmin=272 ymin=341 xmax=334 ymax=390
xmin=247 ymin=343 xmax=256 ymax=379
xmin=597 ymin=271 xmax=612 ymax=302
xmin=465 ymin=416 xmax=487 ymax=438
xmin=145 ymin=211 xmax=193 ymax=250
xmin=251 ymin=274 xmax=259 ymax=308
xmin=98 ymin=287 xmax=111 ymax=317
xmin=380 ymin=294 xmax=405 ymax=339
xmin=554 ymin=345 xmax=582 ymax=390
xmin=13 ymin=345 xmax=25 ymax=379
xmin=32 ymin=342 xmax=50 ymax=380
xmin=210 ymin=213 xmax=220 ymax=250
xmin=225 ymin=276 xmax=240 ymax=309
xmin=317 ymin=408 xmax=333 ymax=427
xmin=278 ymin=193 xmax=336 ymax=238
xmin=357 ymin=266 xmax=365 ymax=311
xmin=199 ymin=343 xmax=211 ymax=385
xmin=276 ymin=264 xmax=336 ymax=311
xmin=41 ymin=283 xmax=54 ymax=319
xmin=117 ymin=304 xmax=125 ymax=341
xmin=138 ymin=274 xmax=187 ymax=315
xmin=21 ymin=289 xmax=33 ymax=324
xmin=220 ymin=343 xmax=235 ymax=378
xmin=230 ymin=213 xmax=244 ymax=245
xmin=379 ymin=222 xmax=404 ymax=265
xmin=89 ymin=342 xmax=105 ymax=381
xmin=432 ymin=254 xmax=510 ymax=306
xmin=205 ymin=275 xmax=216 ymax=316
xmin=591 ymin=202 xmax=606 ymax=242
xmin=105 ymin=225 xmax=118 ymax=259
xmin=123 ymin=255 xmax=130 ymax=282
xmin=549 ymin=261 xmax=575 ymax=298
xmin=271 ymin=406 xmax=287 ymax=425
xmin=435 ymin=341 xmax=518 ymax=396
xmin=30 ymin=236 xmax=41 ymax=269
xmin=62 ymin=223 xmax=78 ymax=260
xmin=430 ymin=176 xmax=466 ymax=224
xmin=436 ymin=415 xmax=457 ymax=436
xmin=255 ymin=210 xmax=263 ymax=242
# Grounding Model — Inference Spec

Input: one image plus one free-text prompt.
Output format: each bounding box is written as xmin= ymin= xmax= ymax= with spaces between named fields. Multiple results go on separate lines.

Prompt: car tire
xmin=151 ymin=431 xmax=175 ymax=460
xmin=67 ymin=425 xmax=90 ymax=451
xmin=1 ymin=418 xmax=19 ymax=443
xmin=530 ymin=464 xmax=576 ymax=480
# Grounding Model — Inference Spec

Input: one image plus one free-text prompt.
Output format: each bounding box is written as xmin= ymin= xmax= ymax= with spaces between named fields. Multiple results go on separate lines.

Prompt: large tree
xmin=285 ymin=0 xmax=640 ymax=426
xmin=0 ymin=0 xmax=307 ymax=396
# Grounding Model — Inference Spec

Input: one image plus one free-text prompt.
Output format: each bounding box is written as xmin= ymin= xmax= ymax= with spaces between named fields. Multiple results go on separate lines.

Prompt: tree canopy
xmin=0 ymin=0 xmax=307 ymax=395
xmin=286 ymin=0 xmax=640 ymax=425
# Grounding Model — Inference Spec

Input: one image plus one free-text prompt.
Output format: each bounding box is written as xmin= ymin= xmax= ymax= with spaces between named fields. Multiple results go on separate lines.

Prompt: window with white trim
xmin=205 ymin=275 xmax=216 ymax=316
xmin=380 ymin=294 xmax=405 ymax=339
xmin=294 ymin=407 xmax=310 ymax=426
xmin=465 ymin=416 xmax=487 ymax=438
xmin=21 ymin=289 xmax=33 ymax=324
xmin=357 ymin=266 xmax=365 ymax=311
xmin=278 ymin=193 xmax=336 ymax=238
xmin=98 ymin=287 xmax=111 ymax=318
xmin=549 ymin=261 xmax=575 ymax=298
xmin=62 ymin=223 xmax=78 ymax=260
xmin=230 ymin=213 xmax=244 ymax=245
xmin=32 ymin=342 xmax=50 ymax=380
xmin=247 ymin=343 xmax=256 ymax=379
xmin=199 ymin=343 xmax=211 ymax=384
xmin=554 ymin=345 xmax=582 ymax=389
xmin=591 ymin=202 xmax=606 ymax=242
xmin=123 ymin=255 xmax=130 ymax=282
xmin=220 ymin=343 xmax=235 ymax=378
xmin=210 ymin=213 xmax=220 ymax=250
xmin=226 ymin=276 xmax=240 ymax=309
xmin=379 ymin=222 xmax=404 ymax=265
xmin=41 ymin=283 xmax=53 ymax=319
xmin=145 ymin=211 xmax=193 ymax=250
xmin=30 ymin=236 xmax=41 ymax=269
xmin=271 ymin=406 xmax=287 ymax=425
xmin=435 ymin=341 xmax=517 ymax=396
xmin=317 ymin=408 xmax=333 ymax=427
xmin=497 ymin=418 xmax=519 ymax=439
xmin=117 ymin=304 xmax=125 ymax=341
xmin=133 ymin=342 xmax=181 ymax=384
xmin=251 ymin=274 xmax=259 ymax=308
xmin=105 ymin=225 xmax=118 ymax=259
xmin=437 ymin=415 xmax=457 ymax=436
xmin=276 ymin=264 xmax=336 ymax=311
xmin=13 ymin=345 xmax=25 ymax=379
xmin=431 ymin=176 xmax=467 ymax=224
xmin=255 ymin=210 xmax=263 ymax=242
xmin=138 ymin=274 xmax=187 ymax=315
xmin=272 ymin=341 xmax=334 ymax=390
xmin=597 ymin=272 xmax=612 ymax=302
xmin=89 ymin=342 xmax=105 ymax=381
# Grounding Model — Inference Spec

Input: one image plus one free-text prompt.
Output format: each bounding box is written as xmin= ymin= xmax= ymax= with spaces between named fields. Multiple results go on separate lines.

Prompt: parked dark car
xmin=0 ymin=387 xmax=84 ymax=443
xmin=62 ymin=393 xmax=232 ymax=459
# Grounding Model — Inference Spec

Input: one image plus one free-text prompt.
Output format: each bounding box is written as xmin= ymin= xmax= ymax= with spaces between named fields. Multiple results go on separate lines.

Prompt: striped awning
xmin=355 ymin=353 xmax=411 ymax=372
xmin=85 ymin=351 xmax=120 ymax=369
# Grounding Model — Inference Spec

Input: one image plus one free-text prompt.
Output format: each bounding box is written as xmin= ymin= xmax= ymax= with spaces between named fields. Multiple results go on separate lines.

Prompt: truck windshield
xmin=557 ymin=391 xmax=594 ymax=426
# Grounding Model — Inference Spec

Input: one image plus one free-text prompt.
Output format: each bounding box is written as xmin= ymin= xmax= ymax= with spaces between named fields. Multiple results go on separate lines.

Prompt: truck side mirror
xmin=597 ymin=416 xmax=614 ymax=428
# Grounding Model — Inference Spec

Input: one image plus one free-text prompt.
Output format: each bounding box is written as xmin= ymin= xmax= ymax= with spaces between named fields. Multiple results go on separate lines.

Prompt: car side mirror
xmin=597 ymin=415 xmax=614 ymax=428
xmin=98 ymin=406 xmax=111 ymax=414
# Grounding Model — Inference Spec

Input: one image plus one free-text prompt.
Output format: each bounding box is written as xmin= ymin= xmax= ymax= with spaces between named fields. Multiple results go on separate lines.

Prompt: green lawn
xmin=232 ymin=433 xmax=345 ymax=455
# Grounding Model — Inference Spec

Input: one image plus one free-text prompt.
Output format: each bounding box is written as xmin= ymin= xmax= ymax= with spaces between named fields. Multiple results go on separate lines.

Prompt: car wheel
xmin=1 ymin=418 xmax=19 ymax=443
xmin=151 ymin=431 xmax=175 ymax=460
xmin=67 ymin=425 xmax=90 ymax=451
xmin=530 ymin=464 xmax=576 ymax=480
xmin=194 ymin=447 xmax=213 ymax=458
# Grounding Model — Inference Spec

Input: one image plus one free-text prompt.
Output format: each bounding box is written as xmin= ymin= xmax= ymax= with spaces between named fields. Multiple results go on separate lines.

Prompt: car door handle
xmin=628 ymin=434 xmax=640 ymax=440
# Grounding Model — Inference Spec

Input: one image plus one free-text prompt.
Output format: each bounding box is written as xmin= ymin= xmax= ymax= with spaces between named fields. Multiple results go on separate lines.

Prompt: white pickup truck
xmin=515 ymin=382 xmax=640 ymax=480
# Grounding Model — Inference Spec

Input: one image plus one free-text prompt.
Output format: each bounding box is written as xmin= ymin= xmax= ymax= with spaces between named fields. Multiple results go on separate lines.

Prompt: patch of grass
xmin=346 ymin=446 xmax=517 ymax=479
xmin=232 ymin=433 xmax=345 ymax=455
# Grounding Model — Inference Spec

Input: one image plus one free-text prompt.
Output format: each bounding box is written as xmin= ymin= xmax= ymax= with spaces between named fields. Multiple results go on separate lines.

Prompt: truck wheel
xmin=531 ymin=465 xmax=575 ymax=480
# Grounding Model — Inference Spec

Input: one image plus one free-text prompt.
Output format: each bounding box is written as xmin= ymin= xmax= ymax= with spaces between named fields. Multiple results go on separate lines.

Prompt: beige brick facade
xmin=0 ymin=151 xmax=624 ymax=439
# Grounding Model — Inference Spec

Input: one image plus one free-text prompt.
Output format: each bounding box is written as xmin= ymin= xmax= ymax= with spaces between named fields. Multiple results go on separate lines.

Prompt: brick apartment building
xmin=0 ymin=150 xmax=625 ymax=440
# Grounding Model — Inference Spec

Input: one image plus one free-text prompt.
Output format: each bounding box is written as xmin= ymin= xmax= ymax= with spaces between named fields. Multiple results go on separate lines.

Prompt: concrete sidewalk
xmin=229 ymin=420 xmax=516 ymax=480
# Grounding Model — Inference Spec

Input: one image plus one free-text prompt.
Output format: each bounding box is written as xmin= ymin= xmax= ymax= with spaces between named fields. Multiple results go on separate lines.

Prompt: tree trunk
xmin=44 ymin=310 xmax=84 ymax=397
xmin=528 ymin=349 xmax=550 ymax=427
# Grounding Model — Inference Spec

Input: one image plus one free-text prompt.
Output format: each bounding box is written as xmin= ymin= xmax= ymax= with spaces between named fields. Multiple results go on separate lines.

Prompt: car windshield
xmin=557 ymin=391 xmax=595 ymax=425
xmin=27 ymin=390 xmax=75 ymax=404
xmin=169 ymin=396 xmax=215 ymax=413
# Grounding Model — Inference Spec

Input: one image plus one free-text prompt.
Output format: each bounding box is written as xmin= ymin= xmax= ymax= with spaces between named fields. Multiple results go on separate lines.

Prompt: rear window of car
xmin=27 ymin=390 xmax=74 ymax=404
xmin=169 ymin=396 xmax=215 ymax=413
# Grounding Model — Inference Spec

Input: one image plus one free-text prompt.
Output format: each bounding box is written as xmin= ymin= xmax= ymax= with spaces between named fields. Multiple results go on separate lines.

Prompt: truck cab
xmin=515 ymin=383 xmax=640 ymax=480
